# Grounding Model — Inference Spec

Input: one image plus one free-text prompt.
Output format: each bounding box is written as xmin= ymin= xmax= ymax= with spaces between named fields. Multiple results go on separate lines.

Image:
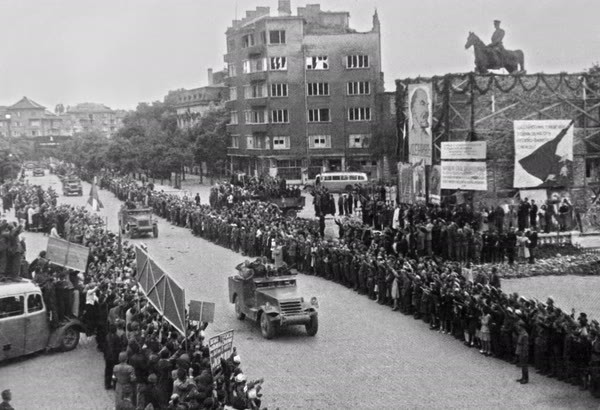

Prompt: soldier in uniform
xmin=113 ymin=351 xmax=136 ymax=408
xmin=488 ymin=20 xmax=506 ymax=66
xmin=515 ymin=320 xmax=530 ymax=384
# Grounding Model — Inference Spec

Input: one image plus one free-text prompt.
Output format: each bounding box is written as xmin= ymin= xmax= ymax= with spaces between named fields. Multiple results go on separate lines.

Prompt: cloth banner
xmin=441 ymin=141 xmax=487 ymax=160
xmin=407 ymin=83 xmax=433 ymax=165
xmin=429 ymin=165 xmax=441 ymax=204
xmin=441 ymin=161 xmax=488 ymax=191
xmin=513 ymin=120 xmax=574 ymax=188
xmin=397 ymin=162 xmax=413 ymax=204
xmin=519 ymin=189 xmax=547 ymax=205
xmin=135 ymin=246 xmax=186 ymax=335
xmin=46 ymin=237 xmax=90 ymax=272
xmin=209 ymin=330 xmax=234 ymax=374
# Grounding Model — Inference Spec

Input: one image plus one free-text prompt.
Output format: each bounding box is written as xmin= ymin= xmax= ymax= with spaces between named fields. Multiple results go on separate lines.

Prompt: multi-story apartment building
xmin=225 ymin=1 xmax=383 ymax=180
xmin=0 ymin=97 xmax=63 ymax=138
xmin=61 ymin=103 xmax=125 ymax=137
xmin=165 ymin=69 xmax=229 ymax=129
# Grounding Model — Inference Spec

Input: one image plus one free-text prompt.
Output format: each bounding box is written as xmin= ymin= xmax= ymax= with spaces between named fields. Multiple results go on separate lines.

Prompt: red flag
xmin=87 ymin=177 xmax=104 ymax=211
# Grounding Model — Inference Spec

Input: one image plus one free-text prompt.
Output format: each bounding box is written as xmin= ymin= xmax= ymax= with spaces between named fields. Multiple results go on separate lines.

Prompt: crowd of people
xmin=2 ymin=178 xmax=266 ymax=410
xmin=93 ymin=173 xmax=600 ymax=396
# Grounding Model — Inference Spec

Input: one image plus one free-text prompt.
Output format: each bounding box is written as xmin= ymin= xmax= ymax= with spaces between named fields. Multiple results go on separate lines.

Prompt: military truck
xmin=62 ymin=177 xmax=83 ymax=196
xmin=228 ymin=265 xmax=319 ymax=339
xmin=118 ymin=207 xmax=158 ymax=238
xmin=0 ymin=278 xmax=84 ymax=362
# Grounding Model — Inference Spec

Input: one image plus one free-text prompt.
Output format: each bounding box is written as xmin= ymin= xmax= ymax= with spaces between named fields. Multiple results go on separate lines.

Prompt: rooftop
xmin=8 ymin=97 xmax=46 ymax=110
xmin=67 ymin=103 xmax=114 ymax=114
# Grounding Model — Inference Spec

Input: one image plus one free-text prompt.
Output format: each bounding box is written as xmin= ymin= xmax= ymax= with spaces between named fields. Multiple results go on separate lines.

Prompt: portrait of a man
xmin=408 ymin=83 xmax=433 ymax=165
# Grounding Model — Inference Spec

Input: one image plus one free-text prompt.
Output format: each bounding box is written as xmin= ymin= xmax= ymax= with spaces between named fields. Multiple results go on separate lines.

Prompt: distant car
xmin=62 ymin=178 xmax=83 ymax=196
xmin=118 ymin=207 xmax=158 ymax=238
xmin=32 ymin=168 xmax=44 ymax=177
xmin=228 ymin=269 xmax=318 ymax=339
xmin=0 ymin=278 xmax=83 ymax=362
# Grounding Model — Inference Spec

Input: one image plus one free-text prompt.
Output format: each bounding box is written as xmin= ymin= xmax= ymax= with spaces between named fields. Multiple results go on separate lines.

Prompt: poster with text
xmin=408 ymin=83 xmax=433 ymax=165
xmin=513 ymin=120 xmax=574 ymax=188
xmin=397 ymin=162 xmax=414 ymax=204
xmin=441 ymin=161 xmax=488 ymax=191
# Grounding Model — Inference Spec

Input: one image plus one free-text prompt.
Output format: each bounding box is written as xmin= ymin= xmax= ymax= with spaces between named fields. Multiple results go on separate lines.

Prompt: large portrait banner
xmin=513 ymin=120 xmax=574 ymax=188
xmin=397 ymin=162 xmax=414 ymax=204
xmin=408 ymin=83 xmax=433 ymax=165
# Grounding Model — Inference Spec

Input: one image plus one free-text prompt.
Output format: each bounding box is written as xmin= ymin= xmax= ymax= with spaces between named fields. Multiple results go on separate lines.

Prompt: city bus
xmin=313 ymin=172 xmax=368 ymax=193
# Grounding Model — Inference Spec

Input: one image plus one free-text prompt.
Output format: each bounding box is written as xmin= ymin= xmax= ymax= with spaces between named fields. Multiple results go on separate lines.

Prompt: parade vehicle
xmin=312 ymin=172 xmax=368 ymax=193
xmin=264 ymin=196 xmax=305 ymax=218
xmin=228 ymin=263 xmax=319 ymax=339
xmin=0 ymin=278 xmax=83 ymax=362
xmin=118 ymin=207 xmax=159 ymax=238
xmin=32 ymin=168 xmax=45 ymax=177
xmin=62 ymin=177 xmax=83 ymax=196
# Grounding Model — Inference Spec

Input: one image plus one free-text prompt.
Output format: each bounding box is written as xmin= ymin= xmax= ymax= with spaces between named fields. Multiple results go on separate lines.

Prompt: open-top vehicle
xmin=228 ymin=264 xmax=318 ymax=339
xmin=118 ymin=207 xmax=158 ymax=238
xmin=0 ymin=278 xmax=84 ymax=362
xmin=32 ymin=168 xmax=45 ymax=177
xmin=62 ymin=177 xmax=83 ymax=196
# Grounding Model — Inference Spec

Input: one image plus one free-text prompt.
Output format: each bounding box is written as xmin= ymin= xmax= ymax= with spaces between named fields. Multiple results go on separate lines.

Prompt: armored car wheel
xmin=260 ymin=313 xmax=277 ymax=339
xmin=306 ymin=315 xmax=318 ymax=336
xmin=235 ymin=297 xmax=245 ymax=320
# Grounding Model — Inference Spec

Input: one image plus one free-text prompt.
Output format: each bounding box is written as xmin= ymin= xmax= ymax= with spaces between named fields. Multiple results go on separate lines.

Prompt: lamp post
xmin=4 ymin=114 xmax=11 ymax=151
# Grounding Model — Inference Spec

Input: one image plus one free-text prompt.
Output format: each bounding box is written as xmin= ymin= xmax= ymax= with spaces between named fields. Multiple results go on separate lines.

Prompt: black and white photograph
xmin=2 ymin=1 xmax=600 ymax=409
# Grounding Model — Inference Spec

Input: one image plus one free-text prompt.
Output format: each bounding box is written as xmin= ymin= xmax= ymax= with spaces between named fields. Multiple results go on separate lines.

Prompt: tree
xmin=189 ymin=107 xmax=229 ymax=179
xmin=60 ymin=131 xmax=110 ymax=173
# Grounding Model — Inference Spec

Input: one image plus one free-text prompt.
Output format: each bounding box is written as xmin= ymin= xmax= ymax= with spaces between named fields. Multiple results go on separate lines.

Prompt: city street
xmin=1 ymin=172 xmax=599 ymax=409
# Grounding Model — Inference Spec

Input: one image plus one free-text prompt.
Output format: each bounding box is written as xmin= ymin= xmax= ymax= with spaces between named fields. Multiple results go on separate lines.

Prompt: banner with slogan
xmin=441 ymin=161 xmax=488 ymax=191
xmin=209 ymin=330 xmax=235 ymax=374
xmin=413 ymin=160 xmax=426 ymax=203
xmin=429 ymin=165 xmax=442 ymax=204
xmin=397 ymin=162 xmax=414 ymax=204
xmin=407 ymin=83 xmax=433 ymax=165
xmin=46 ymin=237 xmax=90 ymax=272
xmin=135 ymin=246 xmax=186 ymax=335
xmin=441 ymin=141 xmax=487 ymax=160
xmin=513 ymin=120 xmax=574 ymax=188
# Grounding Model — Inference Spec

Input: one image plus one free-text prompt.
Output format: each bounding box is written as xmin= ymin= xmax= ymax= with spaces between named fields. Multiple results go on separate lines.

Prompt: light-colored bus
xmin=314 ymin=172 xmax=368 ymax=193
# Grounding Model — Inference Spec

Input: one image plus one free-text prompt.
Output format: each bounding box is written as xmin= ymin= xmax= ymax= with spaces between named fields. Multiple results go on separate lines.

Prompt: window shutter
xmin=285 ymin=136 xmax=290 ymax=149
xmin=326 ymin=135 xmax=331 ymax=148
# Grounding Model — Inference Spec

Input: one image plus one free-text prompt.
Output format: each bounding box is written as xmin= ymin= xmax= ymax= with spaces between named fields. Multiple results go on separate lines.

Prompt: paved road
xmin=1 ymin=172 xmax=599 ymax=409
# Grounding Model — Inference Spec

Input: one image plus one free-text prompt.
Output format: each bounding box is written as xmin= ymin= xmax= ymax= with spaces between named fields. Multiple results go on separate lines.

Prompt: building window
xmin=260 ymin=31 xmax=267 ymax=44
xmin=270 ymin=83 xmax=288 ymax=97
xmin=269 ymin=57 xmax=287 ymax=71
xmin=309 ymin=135 xmax=331 ymax=149
xmin=347 ymin=81 xmax=371 ymax=95
xmin=243 ymin=58 xmax=267 ymax=74
xmin=272 ymin=136 xmax=290 ymax=149
xmin=349 ymin=134 xmax=371 ymax=148
xmin=242 ymin=34 xmax=255 ymax=48
xmin=228 ymin=63 xmax=237 ymax=77
xmin=230 ymin=111 xmax=239 ymax=124
xmin=246 ymin=135 xmax=255 ymax=149
xmin=308 ymin=108 xmax=330 ymax=122
xmin=229 ymin=87 xmax=237 ymax=101
xmin=307 ymin=83 xmax=330 ymax=96
xmin=230 ymin=135 xmax=240 ymax=148
xmin=244 ymin=83 xmax=267 ymax=99
xmin=271 ymin=109 xmax=289 ymax=123
xmin=227 ymin=39 xmax=235 ymax=52
xmin=306 ymin=56 xmax=329 ymax=70
xmin=269 ymin=30 xmax=286 ymax=44
xmin=348 ymin=107 xmax=371 ymax=121
xmin=346 ymin=55 xmax=370 ymax=69
xmin=244 ymin=110 xmax=267 ymax=124
xmin=31 ymin=131 xmax=37 ymax=136
xmin=29 ymin=119 xmax=40 ymax=127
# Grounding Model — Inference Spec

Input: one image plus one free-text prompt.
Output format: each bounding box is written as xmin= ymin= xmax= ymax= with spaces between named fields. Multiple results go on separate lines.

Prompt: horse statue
xmin=465 ymin=32 xmax=525 ymax=74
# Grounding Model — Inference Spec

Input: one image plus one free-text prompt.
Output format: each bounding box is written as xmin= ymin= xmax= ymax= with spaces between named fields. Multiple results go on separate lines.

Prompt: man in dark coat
xmin=516 ymin=320 xmax=530 ymax=384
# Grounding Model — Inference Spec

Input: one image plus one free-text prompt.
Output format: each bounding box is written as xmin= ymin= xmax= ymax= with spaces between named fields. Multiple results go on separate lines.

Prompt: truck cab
xmin=0 ymin=278 xmax=83 ymax=362
xmin=118 ymin=207 xmax=158 ymax=238
xmin=62 ymin=177 xmax=83 ymax=196
xmin=228 ymin=272 xmax=319 ymax=339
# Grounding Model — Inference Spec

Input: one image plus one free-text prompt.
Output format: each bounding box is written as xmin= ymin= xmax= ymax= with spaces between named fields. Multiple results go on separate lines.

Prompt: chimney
xmin=278 ymin=0 xmax=291 ymax=16
xmin=207 ymin=68 xmax=214 ymax=86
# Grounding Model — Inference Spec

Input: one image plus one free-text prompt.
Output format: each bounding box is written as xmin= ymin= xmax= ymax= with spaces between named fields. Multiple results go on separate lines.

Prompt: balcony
xmin=247 ymin=97 xmax=268 ymax=107
xmin=246 ymin=123 xmax=268 ymax=133
xmin=246 ymin=70 xmax=268 ymax=82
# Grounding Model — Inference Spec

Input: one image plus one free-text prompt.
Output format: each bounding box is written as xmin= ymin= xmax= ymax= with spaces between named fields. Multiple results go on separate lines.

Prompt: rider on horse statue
xmin=488 ymin=20 xmax=505 ymax=67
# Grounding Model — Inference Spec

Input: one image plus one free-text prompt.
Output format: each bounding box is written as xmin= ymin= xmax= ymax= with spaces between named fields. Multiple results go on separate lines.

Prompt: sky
xmin=1 ymin=0 xmax=600 ymax=110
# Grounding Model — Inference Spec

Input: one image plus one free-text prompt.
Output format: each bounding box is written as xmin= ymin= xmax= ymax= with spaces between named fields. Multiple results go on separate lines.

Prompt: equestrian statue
xmin=465 ymin=20 xmax=525 ymax=74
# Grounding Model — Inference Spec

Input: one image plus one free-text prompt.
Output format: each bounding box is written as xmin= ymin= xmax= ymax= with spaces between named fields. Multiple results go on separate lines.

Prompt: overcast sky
xmin=1 ymin=0 xmax=599 ymax=110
